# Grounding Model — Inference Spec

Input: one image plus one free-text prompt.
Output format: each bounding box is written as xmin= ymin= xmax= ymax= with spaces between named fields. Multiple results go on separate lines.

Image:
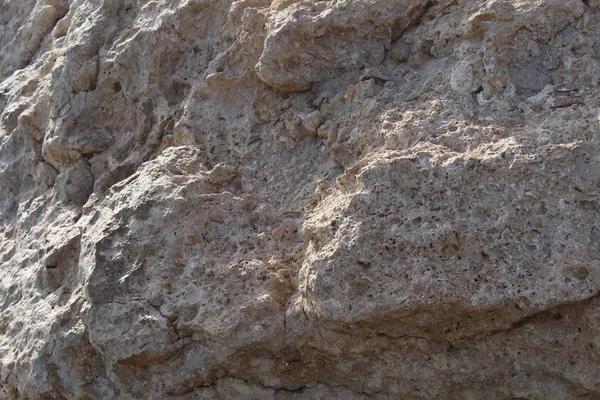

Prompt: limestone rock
xmin=1 ymin=0 xmax=600 ymax=399
xmin=301 ymin=144 xmax=600 ymax=341
xmin=257 ymin=0 xmax=432 ymax=91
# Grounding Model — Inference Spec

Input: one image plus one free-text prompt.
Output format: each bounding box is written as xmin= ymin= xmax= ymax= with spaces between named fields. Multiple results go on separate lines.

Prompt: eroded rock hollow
xmin=1 ymin=0 xmax=600 ymax=398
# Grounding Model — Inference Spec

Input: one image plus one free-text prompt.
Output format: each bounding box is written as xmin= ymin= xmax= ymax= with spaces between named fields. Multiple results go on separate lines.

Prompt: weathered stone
xmin=2 ymin=0 xmax=600 ymax=399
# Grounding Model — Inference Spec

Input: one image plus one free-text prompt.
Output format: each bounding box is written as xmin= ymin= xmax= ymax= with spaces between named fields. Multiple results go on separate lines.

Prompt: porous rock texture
xmin=1 ymin=0 xmax=600 ymax=398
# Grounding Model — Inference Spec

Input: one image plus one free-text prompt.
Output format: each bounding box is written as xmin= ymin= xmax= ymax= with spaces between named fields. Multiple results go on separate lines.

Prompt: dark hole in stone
xmin=552 ymin=312 xmax=562 ymax=321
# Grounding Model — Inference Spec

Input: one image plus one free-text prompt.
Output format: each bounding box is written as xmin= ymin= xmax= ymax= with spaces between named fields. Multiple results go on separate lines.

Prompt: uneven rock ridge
xmin=1 ymin=0 xmax=600 ymax=398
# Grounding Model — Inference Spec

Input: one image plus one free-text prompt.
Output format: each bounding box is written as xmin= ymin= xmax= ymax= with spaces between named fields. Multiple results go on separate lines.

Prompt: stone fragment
xmin=301 ymin=111 xmax=323 ymax=135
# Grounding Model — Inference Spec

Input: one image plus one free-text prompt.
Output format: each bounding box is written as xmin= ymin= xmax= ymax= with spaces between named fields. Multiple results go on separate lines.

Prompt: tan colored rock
xmin=1 ymin=0 xmax=600 ymax=399
xmin=301 ymin=110 xmax=323 ymax=135
xmin=257 ymin=0 xmax=431 ymax=91
xmin=301 ymin=144 xmax=600 ymax=341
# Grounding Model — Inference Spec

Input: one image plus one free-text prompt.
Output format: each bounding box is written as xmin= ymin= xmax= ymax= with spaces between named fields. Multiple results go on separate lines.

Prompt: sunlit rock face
xmin=1 ymin=0 xmax=600 ymax=398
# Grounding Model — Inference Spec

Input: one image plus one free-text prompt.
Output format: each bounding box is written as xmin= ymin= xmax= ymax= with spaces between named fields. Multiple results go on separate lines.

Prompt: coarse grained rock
xmin=1 ymin=0 xmax=600 ymax=399
xmin=301 ymin=142 xmax=600 ymax=341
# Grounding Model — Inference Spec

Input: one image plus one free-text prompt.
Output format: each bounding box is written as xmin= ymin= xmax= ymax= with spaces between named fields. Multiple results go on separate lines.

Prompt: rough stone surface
xmin=1 ymin=0 xmax=600 ymax=399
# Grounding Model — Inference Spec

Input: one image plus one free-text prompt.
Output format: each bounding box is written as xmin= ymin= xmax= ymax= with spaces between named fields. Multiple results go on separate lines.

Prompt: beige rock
xmin=1 ymin=0 xmax=600 ymax=398
xmin=301 ymin=110 xmax=322 ymax=135
xmin=301 ymin=144 xmax=600 ymax=341
xmin=257 ymin=0 xmax=430 ymax=91
xmin=389 ymin=39 xmax=410 ymax=64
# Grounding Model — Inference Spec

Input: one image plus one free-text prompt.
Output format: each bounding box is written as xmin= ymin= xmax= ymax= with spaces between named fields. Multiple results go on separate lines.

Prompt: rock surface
xmin=1 ymin=0 xmax=600 ymax=399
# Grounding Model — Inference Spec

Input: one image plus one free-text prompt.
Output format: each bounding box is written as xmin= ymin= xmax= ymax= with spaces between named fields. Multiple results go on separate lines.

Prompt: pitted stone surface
xmin=1 ymin=0 xmax=600 ymax=399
